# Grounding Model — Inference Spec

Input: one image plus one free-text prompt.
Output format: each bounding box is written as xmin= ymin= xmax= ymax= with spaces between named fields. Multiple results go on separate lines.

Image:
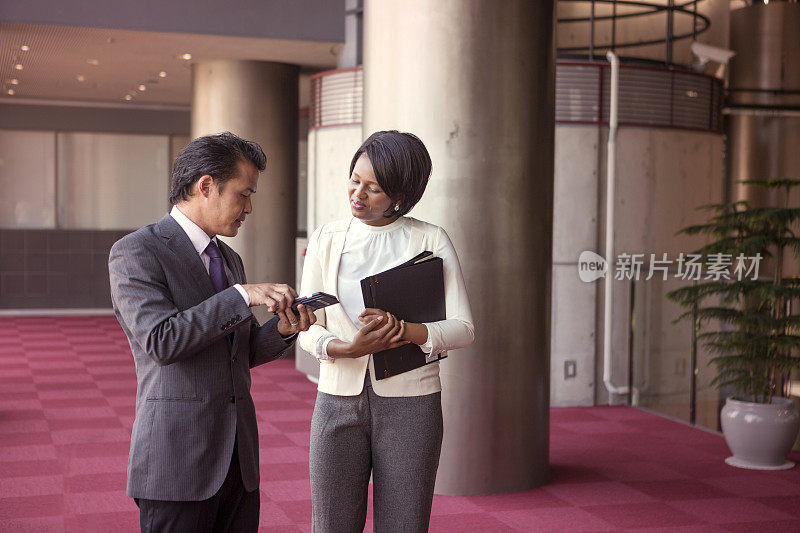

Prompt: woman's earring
xmin=394 ymin=205 xmax=400 ymax=212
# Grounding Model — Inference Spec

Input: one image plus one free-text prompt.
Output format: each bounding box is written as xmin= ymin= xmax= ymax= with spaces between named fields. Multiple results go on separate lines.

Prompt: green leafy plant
xmin=667 ymin=179 xmax=800 ymax=403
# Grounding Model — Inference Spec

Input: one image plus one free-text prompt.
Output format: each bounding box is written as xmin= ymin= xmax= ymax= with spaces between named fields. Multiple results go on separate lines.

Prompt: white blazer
xmin=298 ymin=217 xmax=475 ymax=397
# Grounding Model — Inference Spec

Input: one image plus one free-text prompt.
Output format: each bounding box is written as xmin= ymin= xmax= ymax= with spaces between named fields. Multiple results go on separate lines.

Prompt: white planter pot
xmin=721 ymin=396 xmax=800 ymax=470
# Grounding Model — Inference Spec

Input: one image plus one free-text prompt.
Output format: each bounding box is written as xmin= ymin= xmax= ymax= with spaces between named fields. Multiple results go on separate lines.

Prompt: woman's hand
xmin=358 ymin=308 xmax=429 ymax=346
xmin=344 ymin=312 xmax=409 ymax=358
xmin=358 ymin=308 xmax=390 ymax=325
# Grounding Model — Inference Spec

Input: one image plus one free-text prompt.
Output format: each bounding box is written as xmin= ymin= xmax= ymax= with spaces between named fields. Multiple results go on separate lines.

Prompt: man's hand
xmin=241 ymin=283 xmax=297 ymax=312
xmin=276 ymin=304 xmax=317 ymax=337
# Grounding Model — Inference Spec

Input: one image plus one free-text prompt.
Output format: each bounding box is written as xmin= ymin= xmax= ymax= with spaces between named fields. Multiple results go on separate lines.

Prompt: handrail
xmin=308 ymin=61 xmax=723 ymax=132
xmin=557 ymin=0 xmax=711 ymax=66
xmin=556 ymin=60 xmax=724 ymax=133
xmin=627 ymin=270 xmax=776 ymax=426
xmin=627 ymin=275 xmax=699 ymax=424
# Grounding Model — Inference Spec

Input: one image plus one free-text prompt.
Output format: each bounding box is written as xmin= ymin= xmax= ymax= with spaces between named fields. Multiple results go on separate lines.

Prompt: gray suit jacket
xmin=109 ymin=214 xmax=293 ymax=501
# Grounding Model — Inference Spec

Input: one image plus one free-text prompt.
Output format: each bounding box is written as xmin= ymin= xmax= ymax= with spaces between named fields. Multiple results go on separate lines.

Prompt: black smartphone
xmin=291 ymin=292 xmax=339 ymax=312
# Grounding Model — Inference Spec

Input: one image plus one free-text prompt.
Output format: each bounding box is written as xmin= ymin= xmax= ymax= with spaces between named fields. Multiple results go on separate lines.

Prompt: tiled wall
xmin=0 ymin=229 xmax=132 ymax=309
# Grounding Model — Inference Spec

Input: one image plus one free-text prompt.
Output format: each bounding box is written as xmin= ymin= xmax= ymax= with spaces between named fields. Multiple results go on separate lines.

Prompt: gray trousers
xmin=310 ymin=374 xmax=443 ymax=533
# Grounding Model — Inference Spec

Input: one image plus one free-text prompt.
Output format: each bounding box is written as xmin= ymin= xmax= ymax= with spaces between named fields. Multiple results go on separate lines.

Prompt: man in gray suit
xmin=109 ymin=132 xmax=316 ymax=532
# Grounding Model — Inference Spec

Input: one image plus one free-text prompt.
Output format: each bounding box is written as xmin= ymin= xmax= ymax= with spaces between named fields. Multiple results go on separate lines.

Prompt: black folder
xmin=360 ymin=251 xmax=446 ymax=380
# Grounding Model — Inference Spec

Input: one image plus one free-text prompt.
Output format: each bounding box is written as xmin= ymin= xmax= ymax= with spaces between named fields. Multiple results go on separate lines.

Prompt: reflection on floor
xmin=1 ymin=316 xmax=800 ymax=532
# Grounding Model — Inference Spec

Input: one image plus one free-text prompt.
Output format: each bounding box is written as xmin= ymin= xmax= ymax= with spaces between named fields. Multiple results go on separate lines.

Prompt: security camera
xmin=691 ymin=42 xmax=736 ymax=65
xmin=691 ymin=42 xmax=736 ymax=78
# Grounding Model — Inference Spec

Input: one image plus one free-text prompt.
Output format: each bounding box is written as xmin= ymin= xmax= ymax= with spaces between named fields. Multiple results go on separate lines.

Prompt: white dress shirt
xmin=169 ymin=205 xmax=250 ymax=305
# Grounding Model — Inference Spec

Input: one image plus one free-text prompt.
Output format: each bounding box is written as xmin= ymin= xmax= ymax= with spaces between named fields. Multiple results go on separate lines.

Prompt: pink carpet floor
xmin=1 ymin=315 xmax=800 ymax=532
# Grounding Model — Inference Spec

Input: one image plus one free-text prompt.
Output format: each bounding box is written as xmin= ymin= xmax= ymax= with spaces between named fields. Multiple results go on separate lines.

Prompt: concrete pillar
xmin=363 ymin=0 xmax=555 ymax=494
xmin=192 ymin=60 xmax=299 ymax=293
xmin=338 ymin=0 xmax=363 ymax=69
xmin=728 ymin=3 xmax=800 ymax=277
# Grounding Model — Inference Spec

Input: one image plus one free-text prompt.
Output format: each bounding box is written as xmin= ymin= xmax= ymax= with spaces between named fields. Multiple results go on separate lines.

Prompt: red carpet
xmin=1 ymin=316 xmax=800 ymax=532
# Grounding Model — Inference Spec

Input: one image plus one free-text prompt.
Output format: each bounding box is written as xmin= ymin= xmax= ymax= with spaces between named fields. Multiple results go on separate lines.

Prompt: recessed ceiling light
xmin=181 ymin=53 xmax=192 ymax=61
xmin=14 ymin=64 xmax=23 ymax=71
xmin=76 ymin=75 xmax=86 ymax=82
xmin=20 ymin=45 xmax=29 ymax=52
xmin=9 ymin=79 xmax=19 ymax=85
xmin=87 ymin=58 xmax=100 ymax=66
xmin=159 ymin=71 xmax=167 ymax=78
xmin=124 ymin=94 xmax=133 ymax=101
xmin=138 ymin=84 xmax=146 ymax=92
xmin=7 ymin=89 xmax=15 ymax=95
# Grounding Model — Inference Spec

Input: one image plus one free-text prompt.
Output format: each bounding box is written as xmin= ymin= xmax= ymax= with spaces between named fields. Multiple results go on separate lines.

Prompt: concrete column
xmin=338 ymin=0 xmax=363 ymax=68
xmin=192 ymin=60 xmax=299 ymax=293
xmin=363 ymin=0 xmax=555 ymax=494
xmin=728 ymin=3 xmax=800 ymax=277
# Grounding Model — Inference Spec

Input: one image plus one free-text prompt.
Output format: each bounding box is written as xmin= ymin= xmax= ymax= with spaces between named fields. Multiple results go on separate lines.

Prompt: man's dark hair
xmin=350 ymin=130 xmax=432 ymax=217
xmin=169 ymin=131 xmax=266 ymax=205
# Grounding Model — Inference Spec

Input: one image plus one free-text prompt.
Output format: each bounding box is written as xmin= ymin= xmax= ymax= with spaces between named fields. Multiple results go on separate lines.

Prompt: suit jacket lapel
xmin=325 ymin=218 xmax=352 ymax=298
xmin=217 ymin=240 xmax=242 ymax=285
xmin=155 ymin=214 xmax=216 ymax=300
xmin=326 ymin=218 xmax=359 ymax=338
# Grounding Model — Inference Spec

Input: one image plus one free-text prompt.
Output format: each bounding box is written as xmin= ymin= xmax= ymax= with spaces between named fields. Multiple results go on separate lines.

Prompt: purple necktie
xmin=204 ymin=241 xmax=229 ymax=293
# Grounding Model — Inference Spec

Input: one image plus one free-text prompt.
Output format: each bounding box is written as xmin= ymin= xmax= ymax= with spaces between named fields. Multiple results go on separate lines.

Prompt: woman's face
xmin=348 ymin=153 xmax=397 ymax=226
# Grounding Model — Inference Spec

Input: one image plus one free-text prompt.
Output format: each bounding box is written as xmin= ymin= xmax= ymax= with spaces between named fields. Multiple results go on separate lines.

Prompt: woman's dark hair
xmin=350 ymin=130 xmax=432 ymax=217
xmin=169 ymin=131 xmax=266 ymax=205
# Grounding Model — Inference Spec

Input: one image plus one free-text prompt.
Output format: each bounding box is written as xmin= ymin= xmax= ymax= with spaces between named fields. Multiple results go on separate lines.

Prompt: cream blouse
xmin=318 ymin=216 xmax=435 ymax=358
xmin=298 ymin=216 xmax=474 ymax=397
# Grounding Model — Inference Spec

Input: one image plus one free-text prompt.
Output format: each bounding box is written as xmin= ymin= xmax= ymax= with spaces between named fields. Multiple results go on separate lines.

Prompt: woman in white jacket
xmin=298 ymin=130 xmax=474 ymax=533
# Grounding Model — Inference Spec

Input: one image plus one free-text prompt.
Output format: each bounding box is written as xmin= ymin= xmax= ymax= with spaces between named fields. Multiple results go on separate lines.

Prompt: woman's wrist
xmin=326 ymin=339 xmax=357 ymax=359
xmin=402 ymin=322 xmax=429 ymax=346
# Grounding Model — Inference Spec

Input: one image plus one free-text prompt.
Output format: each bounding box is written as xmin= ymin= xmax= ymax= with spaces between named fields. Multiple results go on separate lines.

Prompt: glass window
xmin=57 ymin=132 xmax=169 ymax=229
xmin=0 ymin=130 xmax=56 ymax=228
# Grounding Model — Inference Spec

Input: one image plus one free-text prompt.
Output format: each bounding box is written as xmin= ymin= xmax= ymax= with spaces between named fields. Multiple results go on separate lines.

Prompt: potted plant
xmin=667 ymin=179 xmax=800 ymax=470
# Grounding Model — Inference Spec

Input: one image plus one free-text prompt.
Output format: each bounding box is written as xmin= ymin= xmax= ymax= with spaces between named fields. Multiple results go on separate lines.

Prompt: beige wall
xmin=550 ymin=124 xmax=724 ymax=413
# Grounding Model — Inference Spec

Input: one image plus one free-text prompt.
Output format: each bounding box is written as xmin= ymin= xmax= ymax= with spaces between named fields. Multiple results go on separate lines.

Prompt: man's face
xmin=207 ymin=160 xmax=259 ymax=237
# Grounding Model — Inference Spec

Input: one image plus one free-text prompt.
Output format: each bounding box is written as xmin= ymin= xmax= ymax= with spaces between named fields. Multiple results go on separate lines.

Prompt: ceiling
xmin=0 ymin=22 xmax=342 ymax=108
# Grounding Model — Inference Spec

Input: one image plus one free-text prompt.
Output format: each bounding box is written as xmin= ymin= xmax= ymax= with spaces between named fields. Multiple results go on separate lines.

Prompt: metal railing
xmin=309 ymin=62 xmax=723 ymax=133
xmin=628 ymin=269 xmax=797 ymax=428
xmin=557 ymin=60 xmax=723 ymax=132
xmin=616 ymin=260 xmax=719 ymax=426
xmin=309 ymin=67 xmax=363 ymax=130
xmin=557 ymin=0 xmax=711 ymax=67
